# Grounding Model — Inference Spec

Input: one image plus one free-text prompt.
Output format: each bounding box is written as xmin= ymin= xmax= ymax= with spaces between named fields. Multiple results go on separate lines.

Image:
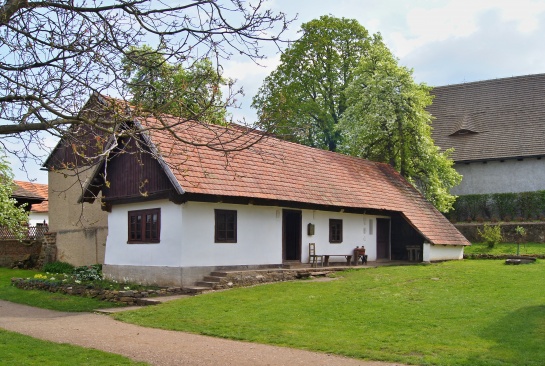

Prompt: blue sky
xmin=10 ymin=0 xmax=545 ymax=183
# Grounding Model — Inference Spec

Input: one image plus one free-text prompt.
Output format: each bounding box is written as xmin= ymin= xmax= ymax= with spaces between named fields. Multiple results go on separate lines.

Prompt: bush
xmin=73 ymin=264 xmax=103 ymax=282
xmin=42 ymin=261 xmax=75 ymax=274
xmin=478 ymin=224 xmax=503 ymax=248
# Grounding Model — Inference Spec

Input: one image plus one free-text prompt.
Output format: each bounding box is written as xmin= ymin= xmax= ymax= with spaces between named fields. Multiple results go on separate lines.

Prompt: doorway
xmin=376 ymin=218 xmax=391 ymax=260
xmin=282 ymin=209 xmax=302 ymax=261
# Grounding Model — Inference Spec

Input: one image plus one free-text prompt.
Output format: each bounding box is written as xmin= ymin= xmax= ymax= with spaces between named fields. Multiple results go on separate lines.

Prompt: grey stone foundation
xmin=103 ymin=263 xmax=287 ymax=287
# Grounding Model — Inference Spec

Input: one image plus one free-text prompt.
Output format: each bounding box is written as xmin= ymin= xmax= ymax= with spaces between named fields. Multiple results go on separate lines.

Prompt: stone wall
xmin=11 ymin=278 xmax=185 ymax=306
xmin=455 ymin=222 xmax=545 ymax=243
xmin=0 ymin=239 xmax=42 ymax=268
xmin=207 ymin=268 xmax=342 ymax=290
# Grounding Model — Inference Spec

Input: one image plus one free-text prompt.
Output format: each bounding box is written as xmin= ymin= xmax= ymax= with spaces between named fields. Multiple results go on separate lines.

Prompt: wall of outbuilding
xmin=452 ymin=158 xmax=545 ymax=195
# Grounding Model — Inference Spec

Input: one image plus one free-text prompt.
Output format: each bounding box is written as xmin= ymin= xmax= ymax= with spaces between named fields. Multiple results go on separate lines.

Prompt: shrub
xmin=514 ymin=225 xmax=527 ymax=243
xmin=43 ymin=261 xmax=75 ymax=274
xmin=73 ymin=264 xmax=103 ymax=282
xmin=478 ymin=224 xmax=503 ymax=248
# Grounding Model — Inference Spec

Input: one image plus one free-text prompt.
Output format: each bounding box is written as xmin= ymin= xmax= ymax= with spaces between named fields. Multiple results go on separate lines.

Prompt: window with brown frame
xmin=329 ymin=219 xmax=343 ymax=243
xmin=128 ymin=208 xmax=160 ymax=244
xmin=215 ymin=209 xmax=237 ymax=243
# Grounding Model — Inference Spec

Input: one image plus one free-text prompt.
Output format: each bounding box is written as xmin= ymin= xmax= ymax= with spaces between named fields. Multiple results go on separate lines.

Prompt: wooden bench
xmin=323 ymin=255 xmax=352 ymax=267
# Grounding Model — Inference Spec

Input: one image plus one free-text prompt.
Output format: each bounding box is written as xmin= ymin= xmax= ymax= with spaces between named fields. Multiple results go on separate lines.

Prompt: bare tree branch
xmin=0 ymin=0 xmax=293 ymax=165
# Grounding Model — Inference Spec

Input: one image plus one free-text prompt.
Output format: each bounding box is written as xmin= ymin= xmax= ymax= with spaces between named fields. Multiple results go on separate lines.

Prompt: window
xmin=128 ymin=208 xmax=160 ymax=244
xmin=215 ymin=209 xmax=237 ymax=243
xmin=329 ymin=219 xmax=343 ymax=243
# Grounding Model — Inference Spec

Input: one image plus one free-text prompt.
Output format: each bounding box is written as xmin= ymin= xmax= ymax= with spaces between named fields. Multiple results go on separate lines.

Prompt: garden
xmin=2 ymin=255 xmax=545 ymax=365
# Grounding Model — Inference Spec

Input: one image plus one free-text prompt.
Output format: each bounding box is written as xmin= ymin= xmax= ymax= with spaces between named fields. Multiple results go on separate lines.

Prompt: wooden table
xmin=406 ymin=245 xmax=421 ymax=261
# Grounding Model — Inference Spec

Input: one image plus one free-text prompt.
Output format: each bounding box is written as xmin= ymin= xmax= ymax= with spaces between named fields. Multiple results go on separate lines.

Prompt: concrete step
xmin=209 ymin=271 xmax=228 ymax=277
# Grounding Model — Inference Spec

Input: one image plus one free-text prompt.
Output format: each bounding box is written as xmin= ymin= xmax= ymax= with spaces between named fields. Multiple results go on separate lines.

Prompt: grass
xmin=0 ymin=268 xmax=121 ymax=312
xmin=114 ymin=260 xmax=545 ymax=366
xmin=0 ymin=328 xmax=147 ymax=365
xmin=465 ymin=242 xmax=545 ymax=256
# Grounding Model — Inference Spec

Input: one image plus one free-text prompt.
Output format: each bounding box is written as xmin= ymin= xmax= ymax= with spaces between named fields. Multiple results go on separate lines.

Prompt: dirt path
xmin=0 ymin=300 xmax=406 ymax=366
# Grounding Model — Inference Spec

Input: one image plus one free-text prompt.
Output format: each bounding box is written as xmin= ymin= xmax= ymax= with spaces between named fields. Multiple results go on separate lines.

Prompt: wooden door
xmin=376 ymin=218 xmax=390 ymax=259
xmin=282 ymin=210 xmax=302 ymax=261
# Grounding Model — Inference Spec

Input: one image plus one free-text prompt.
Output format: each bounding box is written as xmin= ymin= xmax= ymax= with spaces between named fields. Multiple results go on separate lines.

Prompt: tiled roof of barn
xmin=429 ymin=73 xmax=545 ymax=162
xmin=12 ymin=180 xmax=48 ymax=212
xmin=136 ymin=116 xmax=468 ymax=246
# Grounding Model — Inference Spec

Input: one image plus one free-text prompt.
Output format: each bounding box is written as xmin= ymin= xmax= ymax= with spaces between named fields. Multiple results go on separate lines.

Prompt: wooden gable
xmin=98 ymin=136 xmax=176 ymax=204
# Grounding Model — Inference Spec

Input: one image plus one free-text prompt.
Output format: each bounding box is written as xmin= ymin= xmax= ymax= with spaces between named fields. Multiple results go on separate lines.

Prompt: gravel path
xmin=0 ymin=300 xmax=406 ymax=366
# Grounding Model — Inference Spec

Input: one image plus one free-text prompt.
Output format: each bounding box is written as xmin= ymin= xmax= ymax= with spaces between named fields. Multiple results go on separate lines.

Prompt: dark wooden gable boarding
xmin=99 ymin=136 xmax=176 ymax=204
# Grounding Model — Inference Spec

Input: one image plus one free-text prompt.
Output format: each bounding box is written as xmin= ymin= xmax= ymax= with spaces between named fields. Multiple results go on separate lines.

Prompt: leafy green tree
xmin=0 ymin=153 xmax=29 ymax=239
xmin=252 ymin=16 xmax=378 ymax=151
xmin=338 ymin=42 xmax=461 ymax=212
xmin=123 ymin=45 xmax=228 ymax=125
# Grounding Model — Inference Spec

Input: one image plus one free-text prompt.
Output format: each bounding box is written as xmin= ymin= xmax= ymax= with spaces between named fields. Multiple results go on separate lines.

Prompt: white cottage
xmin=75 ymin=110 xmax=469 ymax=287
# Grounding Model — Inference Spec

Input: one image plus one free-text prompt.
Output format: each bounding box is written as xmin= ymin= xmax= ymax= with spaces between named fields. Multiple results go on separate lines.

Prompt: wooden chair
xmin=309 ymin=243 xmax=324 ymax=267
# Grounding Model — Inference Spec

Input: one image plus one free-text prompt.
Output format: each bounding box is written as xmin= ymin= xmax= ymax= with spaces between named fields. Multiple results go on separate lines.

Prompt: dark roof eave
xmin=454 ymin=154 xmax=545 ymax=164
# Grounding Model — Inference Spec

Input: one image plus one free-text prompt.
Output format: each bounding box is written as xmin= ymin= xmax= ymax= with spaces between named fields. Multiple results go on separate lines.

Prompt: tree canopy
xmin=338 ymin=42 xmax=461 ymax=212
xmin=0 ymin=0 xmax=291 ymax=163
xmin=122 ymin=46 xmax=228 ymax=125
xmin=253 ymin=16 xmax=461 ymax=212
xmin=252 ymin=15 xmax=378 ymax=151
xmin=0 ymin=153 xmax=29 ymax=239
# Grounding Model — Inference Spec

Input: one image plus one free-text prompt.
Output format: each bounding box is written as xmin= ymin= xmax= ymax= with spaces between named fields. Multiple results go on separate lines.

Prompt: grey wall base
xmin=103 ymin=263 xmax=285 ymax=287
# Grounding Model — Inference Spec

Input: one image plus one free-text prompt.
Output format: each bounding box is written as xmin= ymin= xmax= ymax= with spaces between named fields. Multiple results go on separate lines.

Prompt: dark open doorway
xmin=282 ymin=209 xmax=302 ymax=261
xmin=376 ymin=218 xmax=391 ymax=260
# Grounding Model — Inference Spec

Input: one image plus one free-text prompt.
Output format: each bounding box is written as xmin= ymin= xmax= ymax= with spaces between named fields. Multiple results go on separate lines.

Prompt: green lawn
xmin=0 ymin=328 xmax=146 ymax=365
xmin=465 ymin=242 xmax=545 ymax=256
xmin=114 ymin=260 xmax=545 ymax=366
xmin=0 ymin=268 xmax=119 ymax=312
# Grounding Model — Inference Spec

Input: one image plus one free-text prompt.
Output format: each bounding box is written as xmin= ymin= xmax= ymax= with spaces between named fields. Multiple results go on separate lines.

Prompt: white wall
xmin=453 ymin=158 xmax=545 ymax=195
xmin=28 ymin=212 xmax=48 ymax=226
xmin=179 ymin=202 xmax=282 ymax=267
xmin=302 ymin=211 xmax=377 ymax=262
xmin=105 ymin=200 xmax=381 ymax=268
xmin=105 ymin=199 xmax=184 ymax=267
xmin=423 ymin=243 xmax=464 ymax=262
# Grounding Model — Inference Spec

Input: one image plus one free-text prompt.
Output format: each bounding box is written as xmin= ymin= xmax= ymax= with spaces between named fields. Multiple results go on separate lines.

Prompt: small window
xmin=329 ymin=219 xmax=343 ymax=243
xmin=215 ymin=209 xmax=237 ymax=243
xmin=128 ymin=208 xmax=160 ymax=244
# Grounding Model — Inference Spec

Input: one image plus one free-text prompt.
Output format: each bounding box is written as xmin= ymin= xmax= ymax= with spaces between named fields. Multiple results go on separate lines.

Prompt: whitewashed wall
xmin=423 ymin=243 xmax=464 ymax=262
xmin=302 ymin=211 xmax=377 ymax=262
xmin=452 ymin=158 xmax=545 ymax=195
xmin=28 ymin=212 xmax=48 ymax=226
xmin=105 ymin=199 xmax=183 ymax=267
xmin=105 ymin=200 xmax=381 ymax=268
xmin=179 ymin=202 xmax=282 ymax=267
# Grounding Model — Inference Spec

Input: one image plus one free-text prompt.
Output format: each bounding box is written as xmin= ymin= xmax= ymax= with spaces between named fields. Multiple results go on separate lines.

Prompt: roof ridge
xmin=432 ymin=72 xmax=545 ymax=89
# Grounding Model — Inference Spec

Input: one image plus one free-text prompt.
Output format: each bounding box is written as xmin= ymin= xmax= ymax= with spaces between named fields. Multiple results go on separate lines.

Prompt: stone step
xmin=136 ymin=298 xmax=162 ymax=306
xmin=203 ymin=276 xmax=222 ymax=283
xmin=209 ymin=271 xmax=228 ymax=277
xmin=184 ymin=286 xmax=209 ymax=294
xmin=195 ymin=281 xmax=217 ymax=288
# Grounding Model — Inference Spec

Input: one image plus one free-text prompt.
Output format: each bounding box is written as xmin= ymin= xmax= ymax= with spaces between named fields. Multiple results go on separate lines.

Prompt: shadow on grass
xmin=463 ymin=305 xmax=545 ymax=366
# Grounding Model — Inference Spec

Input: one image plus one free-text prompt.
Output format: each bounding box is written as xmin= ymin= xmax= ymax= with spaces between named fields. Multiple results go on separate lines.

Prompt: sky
xmin=9 ymin=0 xmax=545 ymax=184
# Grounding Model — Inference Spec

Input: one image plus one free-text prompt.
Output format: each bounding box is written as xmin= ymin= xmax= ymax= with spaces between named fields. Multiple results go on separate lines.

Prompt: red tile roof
xmin=138 ymin=117 xmax=469 ymax=246
xmin=13 ymin=181 xmax=48 ymax=213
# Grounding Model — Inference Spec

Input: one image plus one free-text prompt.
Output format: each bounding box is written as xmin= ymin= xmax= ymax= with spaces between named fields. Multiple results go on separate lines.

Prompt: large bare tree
xmin=0 ymin=0 xmax=291 ymax=165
